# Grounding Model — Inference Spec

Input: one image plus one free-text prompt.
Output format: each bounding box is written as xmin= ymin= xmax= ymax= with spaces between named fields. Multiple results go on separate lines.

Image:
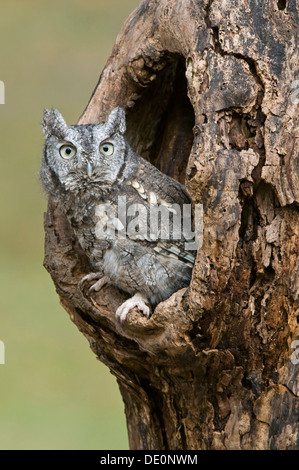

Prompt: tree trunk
xmin=43 ymin=0 xmax=299 ymax=450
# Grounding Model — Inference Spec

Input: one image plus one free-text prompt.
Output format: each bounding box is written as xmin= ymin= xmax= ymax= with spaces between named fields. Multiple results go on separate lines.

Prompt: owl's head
xmin=40 ymin=106 xmax=127 ymax=198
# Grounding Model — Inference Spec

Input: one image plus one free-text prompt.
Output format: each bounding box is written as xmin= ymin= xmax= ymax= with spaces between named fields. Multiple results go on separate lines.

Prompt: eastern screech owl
xmin=40 ymin=107 xmax=195 ymax=322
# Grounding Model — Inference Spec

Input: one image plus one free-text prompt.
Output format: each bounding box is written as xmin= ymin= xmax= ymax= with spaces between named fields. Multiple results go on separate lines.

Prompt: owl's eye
xmin=99 ymin=142 xmax=114 ymax=156
xmin=59 ymin=144 xmax=76 ymax=159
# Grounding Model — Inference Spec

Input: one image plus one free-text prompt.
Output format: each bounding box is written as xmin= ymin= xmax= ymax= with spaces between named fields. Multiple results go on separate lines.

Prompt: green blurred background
xmin=0 ymin=0 xmax=140 ymax=450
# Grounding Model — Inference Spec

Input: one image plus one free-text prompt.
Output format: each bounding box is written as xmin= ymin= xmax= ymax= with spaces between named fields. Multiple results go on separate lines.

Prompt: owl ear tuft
xmin=106 ymin=106 xmax=126 ymax=135
xmin=42 ymin=108 xmax=68 ymax=139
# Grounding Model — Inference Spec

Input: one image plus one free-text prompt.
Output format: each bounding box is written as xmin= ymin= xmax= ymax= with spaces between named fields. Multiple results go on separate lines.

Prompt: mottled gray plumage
xmin=40 ymin=107 xmax=195 ymax=321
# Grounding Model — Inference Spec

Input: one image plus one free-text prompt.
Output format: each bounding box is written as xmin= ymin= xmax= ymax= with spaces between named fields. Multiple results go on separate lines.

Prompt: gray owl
xmin=40 ymin=107 xmax=196 ymax=322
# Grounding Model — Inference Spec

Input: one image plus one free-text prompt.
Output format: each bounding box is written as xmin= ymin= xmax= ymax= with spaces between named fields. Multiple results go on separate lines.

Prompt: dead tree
xmin=43 ymin=0 xmax=299 ymax=450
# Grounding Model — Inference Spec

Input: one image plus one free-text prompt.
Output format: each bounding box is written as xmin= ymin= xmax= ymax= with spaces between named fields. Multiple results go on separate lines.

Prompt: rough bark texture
xmin=43 ymin=0 xmax=299 ymax=450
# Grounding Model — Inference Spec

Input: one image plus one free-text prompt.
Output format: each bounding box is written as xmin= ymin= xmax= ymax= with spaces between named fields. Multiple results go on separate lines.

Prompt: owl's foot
xmin=115 ymin=293 xmax=150 ymax=323
xmin=80 ymin=272 xmax=110 ymax=293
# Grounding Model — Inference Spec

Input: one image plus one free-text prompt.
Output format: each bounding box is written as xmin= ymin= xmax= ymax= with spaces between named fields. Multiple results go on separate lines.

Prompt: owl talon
xmin=80 ymin=273 xmax=110 ymax=293
xmin=89 ymin=276 xmax=110 ymax=293
xmin=115 ymin=293 xmax=150 ymax=323
xmin=80 ymin=272 xmax=101 ymax=286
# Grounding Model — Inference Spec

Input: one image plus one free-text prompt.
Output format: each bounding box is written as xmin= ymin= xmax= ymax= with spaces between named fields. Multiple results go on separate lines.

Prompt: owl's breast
xmin=102 ymin=240 xmax=192 ymax=303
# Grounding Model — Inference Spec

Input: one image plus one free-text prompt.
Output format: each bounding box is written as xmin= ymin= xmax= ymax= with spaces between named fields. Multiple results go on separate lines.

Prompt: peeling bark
xmin=43 ymin=0 xmax=299 ymax=449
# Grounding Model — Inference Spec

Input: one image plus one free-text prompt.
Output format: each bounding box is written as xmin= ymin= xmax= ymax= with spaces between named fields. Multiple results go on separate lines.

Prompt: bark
xmin=43 ymin=0 xmax=299 ymax=450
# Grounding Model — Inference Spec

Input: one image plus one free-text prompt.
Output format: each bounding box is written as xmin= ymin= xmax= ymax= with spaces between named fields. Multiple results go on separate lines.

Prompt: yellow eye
xmin=99 ymin=142 xmax=114 ymax=156
xmin=59 ymin=144 xmax=76 ymax=159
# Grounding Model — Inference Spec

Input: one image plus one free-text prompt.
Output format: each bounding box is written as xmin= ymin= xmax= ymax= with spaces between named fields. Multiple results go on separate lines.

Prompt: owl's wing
xmin=114 ymin=166 xmax=197 ymax=269
xmin=152 ymin=240 xmax=196 ymax=268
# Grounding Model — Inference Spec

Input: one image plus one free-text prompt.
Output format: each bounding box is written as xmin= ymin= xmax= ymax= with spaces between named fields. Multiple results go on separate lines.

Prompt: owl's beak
xmin=86 ymin=162 xmax=93 ymax=178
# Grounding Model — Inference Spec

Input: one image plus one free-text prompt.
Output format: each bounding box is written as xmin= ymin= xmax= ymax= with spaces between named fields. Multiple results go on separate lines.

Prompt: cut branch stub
xmin=44 ymin=0 xmax=299 ymax=450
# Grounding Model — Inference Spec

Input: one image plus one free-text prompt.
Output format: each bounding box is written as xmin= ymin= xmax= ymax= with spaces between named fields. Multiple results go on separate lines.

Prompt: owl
xmin=40 ymin=107 xmax=196 ymax=322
